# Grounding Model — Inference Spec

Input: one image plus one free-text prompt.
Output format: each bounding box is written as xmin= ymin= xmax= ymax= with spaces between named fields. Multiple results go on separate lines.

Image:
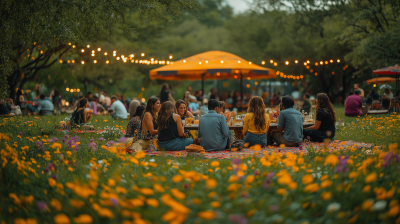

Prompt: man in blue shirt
xmin=109 ymin=96 xmax=128 ymax=119
xmin=272 ymin=96 xmax=303 ymax=147
xmin=35 ymin=94 xmax=54 ymax=115
xmin=198 ymin=99 xmax=230 ymax=151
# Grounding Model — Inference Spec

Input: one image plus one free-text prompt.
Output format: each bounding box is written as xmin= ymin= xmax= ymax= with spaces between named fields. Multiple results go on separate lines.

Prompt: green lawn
xmin=0 ymin=107 xmax=399 ymax=224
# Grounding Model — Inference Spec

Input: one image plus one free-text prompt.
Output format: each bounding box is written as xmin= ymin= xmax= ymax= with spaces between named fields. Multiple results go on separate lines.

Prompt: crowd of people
xmin=121 ymin=89 xmax=337 ymax=152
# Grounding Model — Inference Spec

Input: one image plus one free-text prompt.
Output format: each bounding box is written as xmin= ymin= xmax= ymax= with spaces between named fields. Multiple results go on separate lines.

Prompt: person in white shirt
xmin=109 ymin=95 xmax=128 ymax=119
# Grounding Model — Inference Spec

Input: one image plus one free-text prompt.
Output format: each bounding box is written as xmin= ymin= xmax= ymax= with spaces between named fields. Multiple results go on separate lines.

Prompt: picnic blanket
xmin=56 ymin=129 xmax=126 ymax=135
xmin=145 ymin=140 xmax=376 ymax=159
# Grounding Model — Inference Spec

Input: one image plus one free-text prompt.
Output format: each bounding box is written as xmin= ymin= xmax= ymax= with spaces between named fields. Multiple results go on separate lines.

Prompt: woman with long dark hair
xmin=157 ymin=101 xmax=193 ymax=151
xmin=126 ymin=97 xmax=161 ymax=151
xmin=303 ymin=93 xmax=336 ymax=142
xmin=125 ymin=105 xmax=145 ymax=138
xmin=159 ymin=83 xmax=175 ymax=104
xmin=243 ymin=96 xmax=270 ymax=147
xmin=71 ymin=98 xmax=92 ymax=125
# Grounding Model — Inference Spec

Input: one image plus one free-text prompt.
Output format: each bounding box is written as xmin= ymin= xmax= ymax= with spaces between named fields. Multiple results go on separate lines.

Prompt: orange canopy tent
xmin=366 ymin=77 xmax=396 ymax=85
xmin=150 ymin=51 xmax=276 ymax=109
xmin=150 ymin=50 xmax=276 ymax=81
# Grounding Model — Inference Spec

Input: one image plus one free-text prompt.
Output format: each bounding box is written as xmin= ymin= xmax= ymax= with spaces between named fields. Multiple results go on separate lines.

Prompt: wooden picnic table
xmin=184 ymin=122 xmax=314 ymax=145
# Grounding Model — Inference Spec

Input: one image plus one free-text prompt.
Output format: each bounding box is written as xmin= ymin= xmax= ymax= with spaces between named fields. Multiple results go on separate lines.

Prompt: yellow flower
xmin=348 ymin=172 xmax=359 ymax=179
xmin=302 ymin=174 xmax=313 ymax=185
xmin=277 ymin=188 xmax=288 ymax=196
xmin=54 ymin=214 xmax=70 ymax=224
xmin=365 ymin=173 xmax=377 ymax=183
xmin=324 ymin=154 xmax=338 ymax=166
xmin=363 ymin=185 xmax=371 ymax=193
xmin=146 ymin=198 xmax=159 ymax=207
xmin=172 ymin=175 xmax=183 ymax=183
xmin=389 ymin=205 xmax=399 ymax=217
xmin=74 ymin=214 xmax=93 ymax=224
xmin=154 ymin=184 xmax=165 ymax=193
xmin=362 ymin=199 xmax=374 ymax=211
xmin=107 ymin=179 xmax=116 ymax=187
xmin=245 ymin=175 xmax=255 ymax=184
xmin=206 ymin=179 xmax=217 ymax=188
xmin=210 ymin=161 xmax=220 ymax=167
xmin=320 ymin=192 xmax=331 ymax=201
xmin=171 ymin=189 xmax=185 ymax=200
xmin=48 ymin=178 xmax=56 ymax=187
xmin=140 ymin=188 xmax=154 ymax=195
xmin=50 ymin=199 xmax=62 ymax=211
xmin=304 ymin=183 xmax=319 ymax=193
xmin=197 ymin=211 xmax=215 ymax=220
xmin=320 ymin=180 xmax=332 ymax=188
xmin=210 ymin=201 xmax=220 ymax=208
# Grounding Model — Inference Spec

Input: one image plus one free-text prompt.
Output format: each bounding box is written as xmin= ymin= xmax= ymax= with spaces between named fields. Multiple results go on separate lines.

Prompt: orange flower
xmin=206 ymin=179 xmax=217 ymax=188
xmin=197 ymin=211 xmax=215 ymax=220
xmin=210 ymin=161 xmax=220 ymax=167
xmin=365 ymin=173 xmax=377 ymax=183
xmin=302 ymin=174 xmax=313 ymax=185
xmin=210 ymin=201 xmax=220 ymax=208
xmin=74 ymin=214 xmax=93 ymax=224
xmin=146 ymin=198 xmax=159 ymax=207
xmin=54 ymin=214 xmax=70 ymax=224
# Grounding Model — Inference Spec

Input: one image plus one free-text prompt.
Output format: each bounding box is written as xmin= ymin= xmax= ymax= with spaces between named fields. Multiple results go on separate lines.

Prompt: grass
xmin=0 ymin=106 xmax=399 ymax=224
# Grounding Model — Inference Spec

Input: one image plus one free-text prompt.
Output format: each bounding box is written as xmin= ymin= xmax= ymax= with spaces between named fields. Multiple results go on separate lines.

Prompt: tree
xmin=0 ymin=0 xmax=204 ymax=100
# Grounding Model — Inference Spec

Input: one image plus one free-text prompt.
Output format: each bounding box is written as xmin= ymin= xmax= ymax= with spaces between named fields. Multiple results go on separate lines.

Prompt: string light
xmin=247 ymin=77 xmax=251 ymax=80
xmin=270 ymin=60 xmax=273 ymax=63
xmin=249 ymin=62 xmax=252 ymax=64
xmin=87 ymin=45 xmax=90 ymax=48
xmin=97 ymin=48 xmax=101 ymax=51
xmin=285 ymin=61 xmax=289 ymax=65
xmin=91 ymin=54 xmax=95 ymax=56
xmin=169 ymin=55 xmax=173 ymax=59
xmin=295 ymin=60 xmax=298 ymax=63
xmin=104 ymin=52 xmax=107 ymax=56
xmin=116 ymin=57 xmax=120 ymax=60
xmin=72 ymin=45 xmax=76 ymax=48
xmin=332 ymin=71 xmax=335 ymax=75
xmin=330 ymin=59 xmax=333 ymax=63
xmin=304 ymin=62 xmax=307 ymax=65
xmin=68 ymin=43 xmax=71 ymax=45
xmin=262 ymin=61 xmax=265 ymax=65
xmin=221 ymin=60 xmax=224 ymax=63
xmin=238 ymin=60 xmax=241 ymax=63
xmin=71 ymin=60 xmax=75 ymax=63
xmin=59 ymin=60 xmax=62 ymax=63
xmin=325 ymin=61 xmax=328 ymax=64
xmin=199 ymin=62 xmax=202 ymax=65
xmin=106 ymin=60 xmax=109 ymax=64
xmin=320 ymin=61 xmax=323 ymax=65
xmin=130 ymin=54 xmax=134 ymax=58
xmin=206 ymin=60 xmax=208 ymax=63
xmin=274 ymin=62 xmax=277 ymax=66
xmin=246 ymin=84 xmax=250 ymax=88
xmin=81 ymin=61 xmax=84 ymax=64
xmin=337 ymin=59 xmax=340 ymax=63
xmin=307 ymin=60 xmax=310 ymax=64
xmin=81 ymin=49 xmax=84 ymax=53
xmin=66 ymin=88 xmax=69 ymax=91
xmin=315 ymin=72 xmax=318 ymax=76
xmin=141 ymin=53 xmax=145 ymax=57
xmin=94 ymin=60 xmax=97 ymax=63
xmin=315 ymin=62 xmax=318 ymax=66
xmin=183 ymin=60 xmax=186 ymax=63
xmin=255 ymin=82 xmax=258 ymax=85
xmin=300 ymin=75 xmax=304 ymax=79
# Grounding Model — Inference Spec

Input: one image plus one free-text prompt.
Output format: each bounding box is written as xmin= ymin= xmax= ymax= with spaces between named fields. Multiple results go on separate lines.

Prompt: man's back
xmin=111 ymin=100 xmax=127 ymax=119
xmin=345 ymin=95 xmax=362 ymax=115
xmin=278 ymin=108 xmax=303 ymax=143
xmin=198 ymin=110 xmax=230 ymax=151
xmin=38 ymin=99 xmax=54 ymax=112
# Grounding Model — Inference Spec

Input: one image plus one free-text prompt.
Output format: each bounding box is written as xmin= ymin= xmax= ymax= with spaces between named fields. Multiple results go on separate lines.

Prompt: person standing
xmin=109 ymin=95 xmax=128 ymax=119
xmin=272 ymin=96 xmax=303 ymax=147
xmin=303 ymin=93 xmax=336 ymax=142
xmin=301 ymin=93 xmax=311 ymax=114
xmin=345 ymin=90 xmax=366 ymax=116
xmin=157 ymin=102 xmax=193 ymax=151
xmin=159 ymin=83 xmax=175 ymax=104
xmin=382 ymin=88 xmax=393 ymax=109
xmin=209 ymin=88 xmax=218 ymax=100
xmin=243 ymin=96 xmax=270 ymax=147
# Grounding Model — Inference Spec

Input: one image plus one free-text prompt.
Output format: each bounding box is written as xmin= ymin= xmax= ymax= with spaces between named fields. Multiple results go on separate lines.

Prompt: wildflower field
xmin=1 ymin=106 xmax=400 ymax=224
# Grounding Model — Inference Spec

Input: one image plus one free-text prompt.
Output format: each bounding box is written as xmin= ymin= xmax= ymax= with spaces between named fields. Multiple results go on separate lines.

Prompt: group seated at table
xmin=124 ymin=93 xmax=338 ymax=152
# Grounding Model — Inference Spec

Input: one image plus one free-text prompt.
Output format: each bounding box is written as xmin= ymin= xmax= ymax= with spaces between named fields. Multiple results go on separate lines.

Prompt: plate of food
xmin=185 ymin=144 xmax=205 ymax=154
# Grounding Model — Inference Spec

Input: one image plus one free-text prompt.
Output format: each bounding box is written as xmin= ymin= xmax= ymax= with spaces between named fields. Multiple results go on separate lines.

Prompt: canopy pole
xmin=240 ymin=73 xmax=243 ymax=112
xmin=201 ymin=73 xmax=205 ymax=98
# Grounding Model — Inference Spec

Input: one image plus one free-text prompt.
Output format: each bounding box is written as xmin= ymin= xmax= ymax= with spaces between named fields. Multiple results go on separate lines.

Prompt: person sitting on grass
xmin=198 ymin=99 xmax=230 ymax=151
xmin=303 ymin=93 xmax=336 ymax=142
xmin=71 ymin=98 xmax=92 ymax=125
xmin=0 ymin=99 xmax=15 ymax=116
xmin=109 ymin=95 xmax=128 ymax=119
xmin=272 ymin=96 xmax=303 ymax=147
xmin=157 ymin=101 xmax=193 ymax=151
xmin=35 ymin=94 xmax=54 ymax=115
xmin=126 ymin=97 xmax=160 ymax=151
xmin=125 ymin=105 xmax=145 ymax=138
xmin=243 ymin=96 xmax=270 ymax=147
xmin=345 ymin=90 xmax=366 ymax=116
xmin=175 ymin=100 xmax=193 ymax=121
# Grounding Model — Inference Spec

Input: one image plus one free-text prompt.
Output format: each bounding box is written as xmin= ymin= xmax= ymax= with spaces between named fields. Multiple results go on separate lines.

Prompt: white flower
xmin=327 ymin=203 xmax=341 ymax=212
xmin=373 ymin=201 xmax=387 ymax=211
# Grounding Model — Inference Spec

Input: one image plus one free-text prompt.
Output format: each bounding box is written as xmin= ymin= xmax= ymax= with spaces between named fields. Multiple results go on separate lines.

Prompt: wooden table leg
xmin=234 ymin=129 xmax=243 ymax=140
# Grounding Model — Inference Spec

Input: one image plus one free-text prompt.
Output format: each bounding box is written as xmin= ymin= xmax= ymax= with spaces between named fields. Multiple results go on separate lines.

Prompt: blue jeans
xmin=158 ymin=138 xmax=193 ymax=151
xmin=243 ymin=132 xmax=267 ymax=147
